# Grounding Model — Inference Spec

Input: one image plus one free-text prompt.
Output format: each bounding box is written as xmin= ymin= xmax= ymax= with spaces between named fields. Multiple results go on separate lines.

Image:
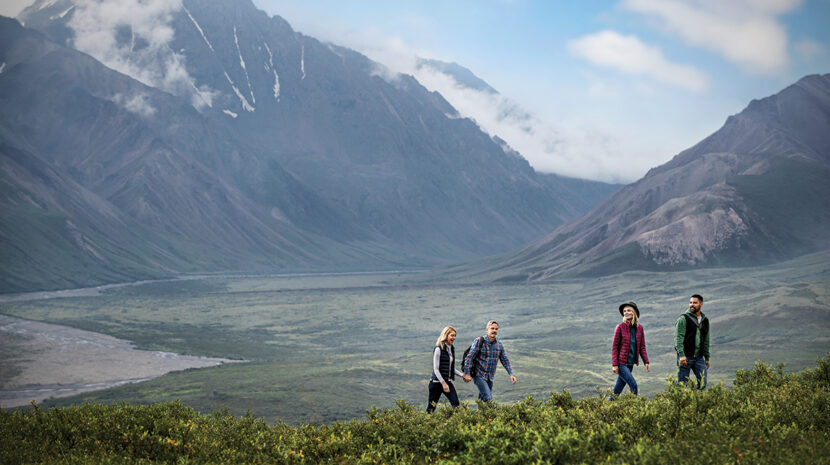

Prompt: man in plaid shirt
xmin=462 ymin=320 xmax=517 ymax=401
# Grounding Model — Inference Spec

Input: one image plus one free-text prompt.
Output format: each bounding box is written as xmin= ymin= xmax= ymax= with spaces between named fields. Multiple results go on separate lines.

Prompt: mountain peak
xmin=449 ymin=74 xmax=830 ymax=282
xmin=416 ymin=58 xmax=498 ymax=94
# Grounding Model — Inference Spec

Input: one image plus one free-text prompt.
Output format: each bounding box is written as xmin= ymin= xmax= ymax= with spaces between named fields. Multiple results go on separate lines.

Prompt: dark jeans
xmin=613 ymin=364 xmax=638 ymax=395
xmin=678 ymin=355 xmax=707 ymax=389
xmin=427 ymin=380 xmax=459 ymax=412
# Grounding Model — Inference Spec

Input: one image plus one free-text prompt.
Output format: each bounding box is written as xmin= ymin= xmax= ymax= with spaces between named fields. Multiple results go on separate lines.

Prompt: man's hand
xmin=463 ymin=374 xmax=472 ymax=383
xmin=612 ymin=366 xmax=619 ymax=374
xmin=510 ymin=375 xmax=517 ymax=384
xmin=645 ymin=363 xmax=650 ymax=373
xmin=705 ymin=360 xmax=710 ymax=369
xmin=441 ymin=381 xmax=450 ymax=393
xmin=679 ymin=356 xmax=688 ymax=367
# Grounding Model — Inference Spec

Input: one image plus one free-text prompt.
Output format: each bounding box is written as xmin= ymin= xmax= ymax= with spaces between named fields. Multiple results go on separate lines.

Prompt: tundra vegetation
xmin=1 ymin=357 xmax=828 ymax=464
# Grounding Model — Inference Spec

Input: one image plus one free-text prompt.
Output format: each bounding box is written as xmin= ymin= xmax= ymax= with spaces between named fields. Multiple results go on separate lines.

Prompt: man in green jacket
xmin=674 ymin=294 xmax=710 ymax=389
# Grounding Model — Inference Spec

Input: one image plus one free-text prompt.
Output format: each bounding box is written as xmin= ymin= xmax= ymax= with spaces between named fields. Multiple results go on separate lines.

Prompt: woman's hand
xmin=441 ymin=381 xmax=450 ymax=393
xmin=645 ymin=363 xmax=650 ymax=373
xmin=612 ymin=366 xmax=619 ymax=374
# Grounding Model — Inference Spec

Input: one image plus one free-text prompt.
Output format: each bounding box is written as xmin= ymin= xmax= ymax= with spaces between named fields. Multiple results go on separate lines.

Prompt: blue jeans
xmin=473 ymin=376 xmax=494 ymax=401
xmin=613 ymin=364 xmax=638 ymax=395
xmin=678 ymin=355 xmax=707 ymax=389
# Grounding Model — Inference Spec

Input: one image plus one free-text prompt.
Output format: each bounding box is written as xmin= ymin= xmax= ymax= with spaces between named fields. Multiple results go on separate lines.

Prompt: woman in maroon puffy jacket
xmin=611 ymin=301 xmax=650 ymax=395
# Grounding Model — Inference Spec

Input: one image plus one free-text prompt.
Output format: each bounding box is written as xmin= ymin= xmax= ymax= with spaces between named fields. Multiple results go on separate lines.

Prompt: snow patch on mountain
xmin=300 ymin=45 xmax=306 ymax=80
xmin=183 ymin=5 xmax=214 ymax=53
xmin=263 ymin=42 xmax=280 ymax=100
xmin=233 ymin=25 xmax=255 ymax=105
xmin=224 ymin=71 xmax=254 ymax=112
xmin=50 ymin=5 xmax=74 ymax=20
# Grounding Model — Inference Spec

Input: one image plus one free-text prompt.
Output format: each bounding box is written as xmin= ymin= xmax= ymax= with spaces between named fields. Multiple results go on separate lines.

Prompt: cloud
xmin=568 ymin=30 xmax=709 ymax=93
xmin=412 ymin=64 xmax=649 ymax=183
xmin=110 ymin=92 xmax=156 ymax=117
xmin=621 ymin=0 xmax=799 ymax=73
xmin=257 ymin=13 xmax=662 ymax=182
xmin=68 ymin=0 xmax=216 ymax=109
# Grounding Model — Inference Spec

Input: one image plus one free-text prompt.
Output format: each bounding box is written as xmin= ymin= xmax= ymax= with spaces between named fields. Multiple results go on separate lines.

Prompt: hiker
xmin=611 ymin=301 xmax=650 ymax=396
xmin=674 ymin=294 xmax=710 ymax=389
xmin=427 ymin=325 xmax=466 ymax=412
xmin=462 ymin=320 xmax=516 ymax=402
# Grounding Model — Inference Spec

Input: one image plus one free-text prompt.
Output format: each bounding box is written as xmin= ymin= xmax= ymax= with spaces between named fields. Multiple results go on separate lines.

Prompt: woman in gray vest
xmin=427 ymin=325 xmax=465 ymax=412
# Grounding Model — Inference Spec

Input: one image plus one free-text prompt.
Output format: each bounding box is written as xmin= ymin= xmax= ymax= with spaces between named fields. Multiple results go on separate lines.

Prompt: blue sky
xmin=3 ymin=0 xmax=829 ymax=182
xmin=252 ymin=0 xmax=830 ymax=182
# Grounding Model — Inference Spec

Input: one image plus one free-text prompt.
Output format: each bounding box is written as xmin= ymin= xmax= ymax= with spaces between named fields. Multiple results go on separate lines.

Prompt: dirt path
xmin=0 ymin=314 xmax=237 ymax=408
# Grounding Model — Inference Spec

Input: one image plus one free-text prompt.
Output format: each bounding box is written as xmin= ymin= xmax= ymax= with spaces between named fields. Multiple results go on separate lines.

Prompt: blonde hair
xmin=436 ymin=326 xmax=457 ymax=349
xmin=622 ymin=306 xmax=639 ymax=327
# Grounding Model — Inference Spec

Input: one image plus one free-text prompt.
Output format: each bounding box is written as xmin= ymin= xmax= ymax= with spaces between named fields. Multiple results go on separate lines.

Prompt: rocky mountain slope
xmin=442 ymin=74 xmax=830 ymax=282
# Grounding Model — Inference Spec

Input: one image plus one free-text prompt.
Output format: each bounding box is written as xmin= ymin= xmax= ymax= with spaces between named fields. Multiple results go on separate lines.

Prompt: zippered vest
xmin=431 ymin=344 xmax=455 ymax=381
xmin=682 ymin=313 xmax=709 ymax=358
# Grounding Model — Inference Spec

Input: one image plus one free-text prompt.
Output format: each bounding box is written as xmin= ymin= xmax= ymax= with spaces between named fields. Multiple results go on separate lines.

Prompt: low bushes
xmin=2 ymin=356 xmax=829 ymax=464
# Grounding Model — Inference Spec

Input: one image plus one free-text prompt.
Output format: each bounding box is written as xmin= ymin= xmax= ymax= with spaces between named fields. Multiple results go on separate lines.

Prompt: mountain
xmin=416 ymin=58 xmax=499 ymax=95
xmin=0 ymin=1 xmax=617 ymax=292
xmin=441 ymin=74 xmax=830 ymax=282
xmin=0 ymin=15 xmax=395 ymax=291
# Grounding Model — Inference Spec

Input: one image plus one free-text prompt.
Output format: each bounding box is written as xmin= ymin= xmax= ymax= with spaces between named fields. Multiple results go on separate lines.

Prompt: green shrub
xmin=2 ymin=355 xmax=829 ymax=464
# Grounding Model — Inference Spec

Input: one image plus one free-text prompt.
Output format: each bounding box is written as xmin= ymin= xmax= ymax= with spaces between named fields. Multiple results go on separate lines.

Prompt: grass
xmin=1 ymin=251 xmax=829 ymax=424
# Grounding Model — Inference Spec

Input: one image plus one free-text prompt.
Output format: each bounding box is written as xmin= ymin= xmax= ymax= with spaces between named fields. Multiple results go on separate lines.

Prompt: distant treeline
xmin=2 ymin=356 xmax=829 ymax=464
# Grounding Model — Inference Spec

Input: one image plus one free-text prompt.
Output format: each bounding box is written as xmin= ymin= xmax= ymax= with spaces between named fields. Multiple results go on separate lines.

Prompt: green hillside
xmin=2 ymin=357 xmax=828 ymax=464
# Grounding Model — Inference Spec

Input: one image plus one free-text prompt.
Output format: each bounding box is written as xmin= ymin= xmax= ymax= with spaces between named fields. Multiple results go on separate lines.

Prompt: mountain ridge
xmin=433 ymin=73 xmax=830 ymax=282
xmin=1 ymin=2 xmax=618 ymax=292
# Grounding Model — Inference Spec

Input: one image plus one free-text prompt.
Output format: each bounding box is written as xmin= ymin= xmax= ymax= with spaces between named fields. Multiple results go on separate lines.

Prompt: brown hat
xmin=618 ymin=301 xmax=640 ymax=317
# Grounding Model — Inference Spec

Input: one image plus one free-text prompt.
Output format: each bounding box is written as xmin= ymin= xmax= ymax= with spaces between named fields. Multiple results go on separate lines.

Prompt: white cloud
xmin=68 ymin=0 xmax=215 ymax=109
xmin=110 ymin=92 xmax=156 ymax=117
xmin=291 ymin=24 xmax=666 ymax=182
xmin=621 ymin=0 xmax=799 ymax=73
xmin=251 ymin=5 xmax=681 ymax=183
xmin=568 ymin=30 xmax=709 ymax=93
xmin=412 ymin=65 xmax=655 ymax=183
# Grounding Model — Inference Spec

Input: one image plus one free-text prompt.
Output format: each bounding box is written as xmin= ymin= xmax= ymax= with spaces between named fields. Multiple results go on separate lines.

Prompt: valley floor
xmin=0 ymin=251 xmax=828 ymax=423
xmin=0 ymin=315 xmax=236 ymax=408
